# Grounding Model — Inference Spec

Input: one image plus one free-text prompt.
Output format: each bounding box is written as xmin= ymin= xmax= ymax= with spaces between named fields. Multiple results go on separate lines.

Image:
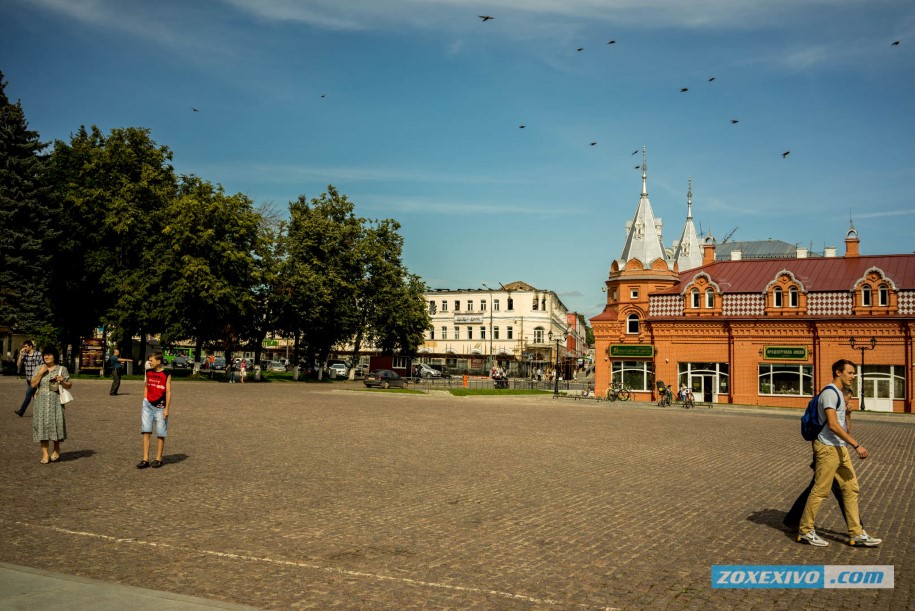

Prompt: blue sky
xmin=3 ymin=0 xmax=914 ymax=318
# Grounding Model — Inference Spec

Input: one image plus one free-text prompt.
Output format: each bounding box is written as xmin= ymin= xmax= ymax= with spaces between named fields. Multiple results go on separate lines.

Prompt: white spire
xmin=619 ymin=147 xmax=669 ymax=268
xmin=673 ymin=176 xmax=704 ymax=271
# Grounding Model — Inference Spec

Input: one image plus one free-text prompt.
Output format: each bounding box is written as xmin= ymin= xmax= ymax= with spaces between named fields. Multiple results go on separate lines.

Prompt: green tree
xmin=48 ymin=126 xmax=177 ymax=361
xmin=157 ymin=175 xmax=260 ymax=362
xmin=282 ymin=186 xmax=363 ymax=371
xmin=0 ymin=71 xmax=53 ymax=340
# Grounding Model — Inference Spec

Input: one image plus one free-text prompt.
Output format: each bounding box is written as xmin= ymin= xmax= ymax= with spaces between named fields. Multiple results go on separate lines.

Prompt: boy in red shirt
xmin=137 ymin=352 xmax=172 ymax=469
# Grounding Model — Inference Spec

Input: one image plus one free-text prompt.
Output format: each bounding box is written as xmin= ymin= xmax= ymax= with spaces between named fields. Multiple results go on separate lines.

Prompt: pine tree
xmin=0 ymin=70 xmax=52 ymax=336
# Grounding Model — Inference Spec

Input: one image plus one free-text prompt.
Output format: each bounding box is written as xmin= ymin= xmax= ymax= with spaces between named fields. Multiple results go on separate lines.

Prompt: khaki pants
xmin=798 ymin=441 xmax=862 ymax=537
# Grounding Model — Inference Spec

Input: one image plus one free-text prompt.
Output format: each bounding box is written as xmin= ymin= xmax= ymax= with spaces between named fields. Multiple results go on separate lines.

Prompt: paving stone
xmin=0 ymin=377 xmax=911 ymax=609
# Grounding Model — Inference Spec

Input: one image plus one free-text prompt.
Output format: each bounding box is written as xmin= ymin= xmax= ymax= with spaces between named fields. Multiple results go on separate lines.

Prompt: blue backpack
xmin=801 ymin=386 xmax=839 ymax=441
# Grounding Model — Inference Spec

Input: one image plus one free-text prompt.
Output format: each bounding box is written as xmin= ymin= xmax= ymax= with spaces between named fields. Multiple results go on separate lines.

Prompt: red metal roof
xmin=661 ymin=254 xmax=915 ymax=294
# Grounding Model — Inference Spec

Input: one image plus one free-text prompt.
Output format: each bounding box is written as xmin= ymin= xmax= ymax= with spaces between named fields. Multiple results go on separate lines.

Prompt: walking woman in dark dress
xmin=31 ymin=345 xmax=72 ymax=464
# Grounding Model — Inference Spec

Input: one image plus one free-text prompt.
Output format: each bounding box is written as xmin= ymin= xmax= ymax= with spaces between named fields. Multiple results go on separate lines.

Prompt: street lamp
xmin=849 ymin=337 xmax=876 ymax=411
xmin=548 ymin=329 xmax=567 ymax=398
xmin=482 ymin=282 xmax=495 ymax=374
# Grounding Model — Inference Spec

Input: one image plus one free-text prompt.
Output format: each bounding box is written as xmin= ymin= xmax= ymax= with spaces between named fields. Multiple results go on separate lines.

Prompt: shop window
xmin=861 ymin=284 xmax=871 ymax=306
xmin=789 ymin=286 xmax=799 ymax=308
xmin=773 ymin=287 xmax=783 ymax=308
xmin=878 ymin=284 xmax=888 ymax=307
xmin=611 ymin=360 xmax=654 ymax=391
xmin=705 ymin=288 xmax=714 ymax=308
xmin=758 ymin=364 xmax=813 ymax=396
xmin=691 ymin=289 xmax=700 ymax=309
xmin=627 ymin=314 xmax=639 ymax=334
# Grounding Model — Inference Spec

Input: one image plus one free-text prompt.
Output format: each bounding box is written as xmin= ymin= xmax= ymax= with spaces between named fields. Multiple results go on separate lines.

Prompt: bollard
xmin=293 ymin=366 xmax=300 ymax=381
xmin=463 ymin=374 xmax=468 ymax=388
xmin=254 ymin=365 xmax=261 ymax=381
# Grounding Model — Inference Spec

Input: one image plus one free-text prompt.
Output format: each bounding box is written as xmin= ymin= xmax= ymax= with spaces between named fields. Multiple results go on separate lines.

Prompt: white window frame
xmin=878 ymin=284 xmax=888 ymax=307
xmin=773 ymin=287 xmax=783 ymax=308
xmin=441 ymin=300 xmax=448 ymax=312
xmin=533 ymin=327 xmax=544 ymax=344
xmin=705 ymin=288 xmax=714 ymax=308
xmin=691 ymin=289 xmax=700 ymax=309
xmin=494 ymin=326 xmax=500 ymax=340
xmin=861 ymin=285 xmax=871 ymax=306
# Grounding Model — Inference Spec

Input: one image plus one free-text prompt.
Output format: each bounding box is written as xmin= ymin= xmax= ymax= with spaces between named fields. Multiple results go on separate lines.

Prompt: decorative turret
xmin=845 ymin=222 xmax=860 ymax=257
xmin=618 ymin=147 xmax=670 ymax=269
xmin=672 ymin=176 xmax=704 ymax=271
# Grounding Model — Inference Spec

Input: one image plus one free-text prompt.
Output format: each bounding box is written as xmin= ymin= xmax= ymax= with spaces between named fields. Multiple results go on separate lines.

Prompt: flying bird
xmin=320 ymin=94 xmax=326 ymax=98
xmin=608 ymin=40 xmax=616 ymax=45
xmin=680 ymin=88 xmax=689 ymax=92
xmin=782 ymin=151 xmax=791 ymax=158
xmin=631 ymin=149 xmax=638 ymax=156
xmin=479 ymin=15 xmax=494 ymax=21
xmin=730 ymin=119 xmax=739 ymax=124
xmin=891 ymin=40 xmax=900 ymax=46
xmin=708 ymin=77 xmax=716 ymax=82
xmin=634 ymin=165 xmax=640 ymax=169
xmin=590 ymin=142 xmax=597 ymax=146
xmin=577 ymin=48 xmax=584 ymax=52
xmin=519 ymin=125 xmax=526 ymax=129
xmin=192 ymin=107 xmax=198 ymax=112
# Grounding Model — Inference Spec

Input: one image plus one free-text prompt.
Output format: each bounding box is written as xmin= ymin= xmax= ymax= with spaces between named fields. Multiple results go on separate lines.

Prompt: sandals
xmin=49 ymin=453 xmax=60 ymax=463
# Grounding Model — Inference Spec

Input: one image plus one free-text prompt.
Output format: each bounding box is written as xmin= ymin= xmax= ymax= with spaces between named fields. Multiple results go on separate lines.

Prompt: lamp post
xmin=482 ymin=283 xmax=495 ymax=374
xmin=548 ymin=329 xmax=567 ymax=398
xmin=849 ymin=336 xmax=876 ymax=411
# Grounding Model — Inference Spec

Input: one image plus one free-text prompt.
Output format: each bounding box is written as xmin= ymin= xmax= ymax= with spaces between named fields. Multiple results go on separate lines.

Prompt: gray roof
xmin=715 ymin=239 xmax=798 ymax=260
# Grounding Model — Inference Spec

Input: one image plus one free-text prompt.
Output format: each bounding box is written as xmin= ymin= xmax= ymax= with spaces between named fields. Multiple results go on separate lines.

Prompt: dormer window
xmin=879 ymin=284 xmax=888 ymax=307
xmin=691 ymin=289 xmax=700 ymax=309
xmin=861 ymin=284 xmax=871 ymax=307
xmin=789 ymin=286 xmax=799 ymax=308
xmin=773 ymin=287 xmax=783 ymax=308
xmin=627 ymin=313 xmax=640 ymax=334
xmin=705 ymin=288 xmax=714 ymax=308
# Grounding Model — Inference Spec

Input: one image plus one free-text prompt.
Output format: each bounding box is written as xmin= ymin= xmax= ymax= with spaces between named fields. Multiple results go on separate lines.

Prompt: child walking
xmin=138 ymin=351 xmax=171 ymax=469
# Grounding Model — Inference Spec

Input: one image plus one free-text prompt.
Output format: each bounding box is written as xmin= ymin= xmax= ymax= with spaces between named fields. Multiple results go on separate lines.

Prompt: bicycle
xmin=606 ymin=382 xmax=631 ymax=402
xmin=679 ymin=390 xmax=695 ymax=409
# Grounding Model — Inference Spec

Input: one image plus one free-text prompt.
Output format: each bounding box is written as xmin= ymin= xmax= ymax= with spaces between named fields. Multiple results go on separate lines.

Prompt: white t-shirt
xmin=816 ymin=384 xmax=847 ymax=447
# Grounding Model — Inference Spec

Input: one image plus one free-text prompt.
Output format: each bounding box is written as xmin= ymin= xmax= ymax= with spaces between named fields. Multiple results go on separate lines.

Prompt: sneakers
xmin=797 ymin=530 xmax=829 ymax=547
xmin=849 ymin=532 xmax=882 ymax=547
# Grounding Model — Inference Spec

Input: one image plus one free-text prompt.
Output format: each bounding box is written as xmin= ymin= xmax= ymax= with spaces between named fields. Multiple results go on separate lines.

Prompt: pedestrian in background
xmin=15 ymin=340 xmax=42 ymax=417
xmin=108 ymin=348 xmax=130 ymax=396
xmin=31 ymin=345 xmax=71 ymax=464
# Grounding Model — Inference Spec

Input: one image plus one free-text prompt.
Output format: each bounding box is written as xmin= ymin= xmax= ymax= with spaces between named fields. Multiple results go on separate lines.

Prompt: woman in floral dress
xmin=31 ymin=345 xmax=72 ymax=464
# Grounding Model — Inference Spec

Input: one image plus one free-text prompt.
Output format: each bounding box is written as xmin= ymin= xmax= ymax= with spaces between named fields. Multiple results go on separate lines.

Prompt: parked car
xmin=363 ymin=369 xmax=407 ymax=389
xmin=416 ymin=364 xmax=441 ymax=378
xmin=428 ymin=364 xmax=452 ymax=379
xmin=267 ymin=360 xmax=287 ymax=372
xmin=211 ymin=357 xmax=227 ymax=371
xmin=329 ymin=363 xmax=349 ymax=377
xmin=354 ymin=363 xmax=369 ymax=378
xmin=170 ymin=355 xmax=190 ymax=369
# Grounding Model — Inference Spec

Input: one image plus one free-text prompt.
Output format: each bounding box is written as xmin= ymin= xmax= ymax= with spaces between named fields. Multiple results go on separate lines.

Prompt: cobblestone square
xmin=1 ymin=377 xmax=912 ymax=609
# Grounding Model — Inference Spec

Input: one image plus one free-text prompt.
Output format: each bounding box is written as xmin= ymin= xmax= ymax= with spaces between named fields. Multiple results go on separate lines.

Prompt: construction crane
xmin=721 ymin=226 xmax=739 ymax=244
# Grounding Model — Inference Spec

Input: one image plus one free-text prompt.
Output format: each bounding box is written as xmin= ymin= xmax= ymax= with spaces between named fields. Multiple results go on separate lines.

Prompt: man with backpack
xmin=797 ymin=359 xmax=881 ymax=547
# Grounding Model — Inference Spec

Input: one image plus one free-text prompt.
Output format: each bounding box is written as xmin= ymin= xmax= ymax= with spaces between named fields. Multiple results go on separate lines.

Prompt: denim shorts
xmin=141 ymin=399 xmax=168 ymax=437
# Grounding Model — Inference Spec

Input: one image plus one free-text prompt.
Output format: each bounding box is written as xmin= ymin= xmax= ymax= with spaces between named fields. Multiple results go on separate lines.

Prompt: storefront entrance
xmin=690 ymin=374 xmax=716 ymax=403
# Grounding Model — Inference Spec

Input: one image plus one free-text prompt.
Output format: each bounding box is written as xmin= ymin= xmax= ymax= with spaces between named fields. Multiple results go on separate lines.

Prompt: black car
xmin=363 ymin=369 xmax=407 ymax=389
xmin=211 ymin=356 xmax=227 ymax=371
xmin=170 ymin=355 xmax=190 ymax=369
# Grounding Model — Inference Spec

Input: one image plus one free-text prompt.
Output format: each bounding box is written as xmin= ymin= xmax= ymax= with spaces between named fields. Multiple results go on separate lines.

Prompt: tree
xmin=157 ymin=175 xmax=260 ymax=362
xmin=48 ymin=126 xmax=177 ymax=361
xmin=282 ymin=187 xmax=363 ymax=372
xmin=0 ymin=70 xmax=53 ymax=340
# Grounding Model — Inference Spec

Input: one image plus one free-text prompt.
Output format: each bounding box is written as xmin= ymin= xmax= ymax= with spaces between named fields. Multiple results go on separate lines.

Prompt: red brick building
xmin=592 ymin=153 xmax=914 ymax=412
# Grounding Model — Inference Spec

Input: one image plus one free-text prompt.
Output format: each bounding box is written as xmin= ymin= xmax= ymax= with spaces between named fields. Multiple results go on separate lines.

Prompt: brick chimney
xmin=702 ymin=236 xmax=716 ymax=266
xmin=845 ymin=227 xmax=860 ymax=258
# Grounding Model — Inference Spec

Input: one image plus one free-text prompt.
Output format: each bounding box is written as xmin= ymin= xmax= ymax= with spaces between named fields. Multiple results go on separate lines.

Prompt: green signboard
xmin=263 ymin=339 xmax=279 ymax=347
xmin=609 ymin=344 xmax=654 ymax=358
xmin=763 ymin=346 xmax=808 ymax=360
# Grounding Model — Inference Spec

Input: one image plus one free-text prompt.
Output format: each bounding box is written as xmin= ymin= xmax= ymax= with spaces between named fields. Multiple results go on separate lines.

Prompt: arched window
xmin=789 ymin=286 xmax=799 ymax=308
xmin=691 ymin=289 xmax=700 ymax=308
xmin=533 ymin=327 xmax=544 ymax=344
xmin=627 ymin=314 xmax=640 ymax=334
xmin=705 ymin=288 xmax=714 ymax=308
xmin=878 ymin=284 xmax=888 ymax=307
xmin=861 ymin=284 xmax=871 ymax=307
xmin=773 ymin=287 xmax=783 ymax=307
